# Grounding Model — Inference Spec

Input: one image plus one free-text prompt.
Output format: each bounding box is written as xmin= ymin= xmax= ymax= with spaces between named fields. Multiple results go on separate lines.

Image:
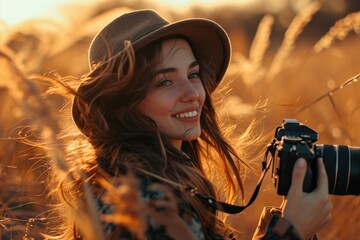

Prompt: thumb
xmin=289 ymin=158 xmax=307 ymax=195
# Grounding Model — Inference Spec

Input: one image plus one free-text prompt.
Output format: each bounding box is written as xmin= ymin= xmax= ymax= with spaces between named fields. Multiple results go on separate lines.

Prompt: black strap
xmin=186 ymin=147 xmax=273 ymax=214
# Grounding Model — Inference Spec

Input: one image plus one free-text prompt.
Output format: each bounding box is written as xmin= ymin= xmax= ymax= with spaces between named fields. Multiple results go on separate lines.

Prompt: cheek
xmin=137 ymin=100 xmax=154 ymax=119
xmin=137 ymin=95 xmax=172 ymax=121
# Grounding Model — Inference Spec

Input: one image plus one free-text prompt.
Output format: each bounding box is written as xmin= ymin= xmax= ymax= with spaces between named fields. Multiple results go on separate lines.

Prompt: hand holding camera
xmin=282 ymin=158 xmax=333 ymax=239
xmin=266 ymin=119 xmax=359 ymax=238
xmin=268 ymin=119 xmax=360 ymax=196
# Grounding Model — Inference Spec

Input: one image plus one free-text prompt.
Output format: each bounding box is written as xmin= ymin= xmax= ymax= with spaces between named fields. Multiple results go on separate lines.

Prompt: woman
xmin=54 ymin=9 xmax=332 ymax=239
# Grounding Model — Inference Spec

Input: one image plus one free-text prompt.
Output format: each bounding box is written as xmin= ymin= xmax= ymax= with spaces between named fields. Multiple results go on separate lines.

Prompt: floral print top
xmin=96 ymin=177 xmax=303 ymax=240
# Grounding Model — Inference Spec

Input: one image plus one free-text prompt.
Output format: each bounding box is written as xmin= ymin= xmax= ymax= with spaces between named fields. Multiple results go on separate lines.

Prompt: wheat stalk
xmin=249 ymin=14 xmax=274 ymax=68
xmin=0 ymin=51 xmax=105 ymax=240
xmin=313 ymin=11 xmax=360 ymax=53
xmin=239 ymin=14 xmax=274 ymax=86
xmin=266 ymin=2 xmax=321 ymax=81
xmin=293 ymin=73 xmax=360 ymax=115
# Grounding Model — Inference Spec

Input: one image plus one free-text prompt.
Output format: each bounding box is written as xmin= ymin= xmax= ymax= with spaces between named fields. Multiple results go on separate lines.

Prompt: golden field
xmin=0 ymin=1 xmax=359 ymax=239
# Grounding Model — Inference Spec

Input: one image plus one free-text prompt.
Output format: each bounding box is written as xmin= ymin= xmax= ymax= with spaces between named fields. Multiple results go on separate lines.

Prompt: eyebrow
xmin=155 ymin=60 xmax=199 ymax=75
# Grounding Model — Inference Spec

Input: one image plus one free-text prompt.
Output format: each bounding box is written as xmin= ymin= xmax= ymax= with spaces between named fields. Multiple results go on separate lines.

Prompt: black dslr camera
xmin=268 ymin=119 xmax=360 ymax=196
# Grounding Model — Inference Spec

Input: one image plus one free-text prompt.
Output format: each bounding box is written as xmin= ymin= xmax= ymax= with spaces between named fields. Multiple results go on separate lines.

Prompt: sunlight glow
xmin=0 ymin=0 xmax=92 ymax=25
xmin=158 ymin=0 xmax=255 ymax=10
xmin=0 ymin=0 xmax=258 ymax=26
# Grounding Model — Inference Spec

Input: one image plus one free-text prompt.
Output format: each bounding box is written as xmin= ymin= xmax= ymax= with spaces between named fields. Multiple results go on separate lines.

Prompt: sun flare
xmin=0 ymin=0 xmax=256 ymax=25
xmin=0 ymin=0 xmax=90 ymax=25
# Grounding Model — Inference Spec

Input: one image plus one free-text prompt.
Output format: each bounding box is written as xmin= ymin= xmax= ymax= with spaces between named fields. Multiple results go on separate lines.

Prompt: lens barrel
xmin=316 ymin=144 xmax=360 ymax=195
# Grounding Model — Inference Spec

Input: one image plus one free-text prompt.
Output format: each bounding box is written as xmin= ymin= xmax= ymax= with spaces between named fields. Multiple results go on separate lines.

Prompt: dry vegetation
xmin=0 ymin=1 xmax=359 ymax=239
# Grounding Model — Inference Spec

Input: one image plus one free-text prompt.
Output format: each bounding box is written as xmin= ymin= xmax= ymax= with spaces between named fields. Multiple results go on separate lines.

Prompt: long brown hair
xmin=50 ymin=37 xmax=246 ymax=239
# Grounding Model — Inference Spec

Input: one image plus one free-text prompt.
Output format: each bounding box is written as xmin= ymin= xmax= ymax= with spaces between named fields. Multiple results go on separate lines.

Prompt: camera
xmin=268 ymin=119 xmax=360 ymax=196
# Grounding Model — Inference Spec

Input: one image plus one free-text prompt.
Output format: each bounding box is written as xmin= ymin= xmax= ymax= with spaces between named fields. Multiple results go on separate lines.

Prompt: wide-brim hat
xmin=72 ymin=9 xmax=231 ymax=133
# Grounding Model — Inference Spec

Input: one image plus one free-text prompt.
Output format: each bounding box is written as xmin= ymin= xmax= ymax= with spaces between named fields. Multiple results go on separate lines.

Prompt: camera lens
xmin=316 ymin=144 xmax=360 ymax=195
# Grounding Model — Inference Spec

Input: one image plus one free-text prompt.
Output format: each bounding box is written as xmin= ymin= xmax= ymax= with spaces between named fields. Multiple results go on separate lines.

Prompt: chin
xmin=182 ymin=129 xmax=202 ymax=141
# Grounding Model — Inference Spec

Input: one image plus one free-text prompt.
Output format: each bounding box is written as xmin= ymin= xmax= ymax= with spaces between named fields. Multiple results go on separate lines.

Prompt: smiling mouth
xmin=174 ymin=110 xmax=198 ymax=119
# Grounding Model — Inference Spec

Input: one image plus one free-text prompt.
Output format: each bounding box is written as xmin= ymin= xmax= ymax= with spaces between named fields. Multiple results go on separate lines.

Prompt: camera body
xmin=269 ymin=119 xmax=359 ymax=196
xmin=269 ymin=119 xmax=319 ymax=195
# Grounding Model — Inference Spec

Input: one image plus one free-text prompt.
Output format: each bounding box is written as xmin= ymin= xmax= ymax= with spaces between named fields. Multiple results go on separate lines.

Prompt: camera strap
xmin=185 ymin=147 xmax=274 ymax=214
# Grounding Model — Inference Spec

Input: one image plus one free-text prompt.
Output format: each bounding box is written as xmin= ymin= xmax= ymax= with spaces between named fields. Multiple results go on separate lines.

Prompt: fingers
xmin=289 ymin=158 xmax=307 ymax=195
xmin=316 ymin=158 xmax=329 ymax=193
xmin=283 ymin=158 xmax=332 ymax=239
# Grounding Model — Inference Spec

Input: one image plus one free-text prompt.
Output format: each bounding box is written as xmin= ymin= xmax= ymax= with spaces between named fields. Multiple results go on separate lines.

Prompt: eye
xmin=156 ymin=79 xmax=173 ymax=87
xmin=188 ymin=71 xmax=200 ymax=79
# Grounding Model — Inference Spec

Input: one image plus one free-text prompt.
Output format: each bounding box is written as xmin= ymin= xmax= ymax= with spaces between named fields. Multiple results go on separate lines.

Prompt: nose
xmin=180 ymin=80 xmax=200 ymax=102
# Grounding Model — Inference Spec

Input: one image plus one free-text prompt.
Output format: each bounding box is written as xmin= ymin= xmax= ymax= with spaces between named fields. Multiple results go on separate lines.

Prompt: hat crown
xmin=89 ymin=10 xmax=168 ymax=68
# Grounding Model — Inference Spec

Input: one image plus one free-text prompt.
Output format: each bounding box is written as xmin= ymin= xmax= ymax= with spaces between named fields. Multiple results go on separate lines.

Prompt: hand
xmin=282 ymin=158 xmax=333 ymax=239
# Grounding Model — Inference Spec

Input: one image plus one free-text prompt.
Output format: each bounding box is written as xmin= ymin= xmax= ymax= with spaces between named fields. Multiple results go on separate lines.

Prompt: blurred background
xmin=1 ymin=0 xmax=359 ymax=239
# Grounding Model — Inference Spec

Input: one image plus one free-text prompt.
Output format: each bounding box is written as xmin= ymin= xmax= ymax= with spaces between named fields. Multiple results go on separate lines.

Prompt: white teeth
xmin=175 ymin=110 xmax=198 ymax=118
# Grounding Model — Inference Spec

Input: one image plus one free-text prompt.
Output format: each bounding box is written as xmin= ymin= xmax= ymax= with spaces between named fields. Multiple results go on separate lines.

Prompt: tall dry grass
xmin=0 ymin=1 xmax=359 ymax=239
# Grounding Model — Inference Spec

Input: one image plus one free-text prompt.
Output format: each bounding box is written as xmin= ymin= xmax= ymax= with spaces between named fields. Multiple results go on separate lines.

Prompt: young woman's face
xmin=137 ymin=38 xmax=206 ymax=149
